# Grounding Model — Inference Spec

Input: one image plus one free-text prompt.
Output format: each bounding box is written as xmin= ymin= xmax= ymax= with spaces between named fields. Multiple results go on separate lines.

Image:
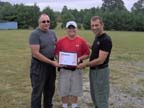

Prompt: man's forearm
xmin=32 ymin=52 xmax=53 ymax=64
xmin=87 ymin=58 xmax=103 ymax=67
xmin=79 ymin=55 xmax=89 ymax=61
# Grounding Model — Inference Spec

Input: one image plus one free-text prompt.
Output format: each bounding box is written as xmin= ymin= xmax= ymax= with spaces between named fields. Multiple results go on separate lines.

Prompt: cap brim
xmin=67 ymin=25 xmax=76 ymax=28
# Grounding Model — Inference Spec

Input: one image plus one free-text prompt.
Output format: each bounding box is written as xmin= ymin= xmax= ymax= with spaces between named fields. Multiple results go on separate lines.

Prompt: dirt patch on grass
xmin=53 ymin=61 xmax=144 ymax=108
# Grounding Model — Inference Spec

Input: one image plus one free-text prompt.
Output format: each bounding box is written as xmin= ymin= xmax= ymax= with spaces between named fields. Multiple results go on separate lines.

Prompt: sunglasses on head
xmin=41 ymin=20 xmax=50 ymax=23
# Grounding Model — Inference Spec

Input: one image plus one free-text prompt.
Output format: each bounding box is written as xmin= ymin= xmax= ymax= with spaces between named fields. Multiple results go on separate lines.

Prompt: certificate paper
xmin=59 ymin=51 xmax=77 ymax=66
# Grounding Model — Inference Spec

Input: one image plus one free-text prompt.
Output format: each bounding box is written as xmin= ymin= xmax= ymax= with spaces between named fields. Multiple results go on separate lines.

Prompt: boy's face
xmin=67 ymin=25 xmax=77 ymax=37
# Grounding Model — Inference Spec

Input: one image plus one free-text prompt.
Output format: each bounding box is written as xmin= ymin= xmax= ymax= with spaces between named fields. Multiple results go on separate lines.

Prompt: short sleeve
xmin=100 ymin=38 xmax=112 ymax=52
xmin=29 ymin=32 xmax=40 ymax=45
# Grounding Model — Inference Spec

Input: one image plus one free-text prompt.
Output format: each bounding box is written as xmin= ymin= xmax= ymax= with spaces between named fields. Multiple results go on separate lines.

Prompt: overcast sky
xmin=4 ymin=0 xmax=138 ymax=11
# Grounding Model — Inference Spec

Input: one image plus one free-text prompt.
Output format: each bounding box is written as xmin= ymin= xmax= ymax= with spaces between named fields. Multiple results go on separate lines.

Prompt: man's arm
xmin=30 ymin=45 xmax=59 ymax=67
xmin=87 ymin=50 xmax=108 ymax=67
xmin=78 ymin=54 xmax=89 ymax=63
xmin=87 ymin=42 xmax=92 ymax=49
xmin=77 ymin=50 xmax=108 ymax=69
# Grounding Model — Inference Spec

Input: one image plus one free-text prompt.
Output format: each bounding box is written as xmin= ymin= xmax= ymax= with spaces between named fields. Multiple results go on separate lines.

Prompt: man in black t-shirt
xmin=29 ymin=13 xmax=59 ymax=108
xmin=78 ymin=16 xmax=112 ymax=108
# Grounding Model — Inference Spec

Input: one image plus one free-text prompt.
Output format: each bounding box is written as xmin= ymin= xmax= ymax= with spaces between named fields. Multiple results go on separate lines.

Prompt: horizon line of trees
xmin=0 ymin=0 xmax=144 ymax=31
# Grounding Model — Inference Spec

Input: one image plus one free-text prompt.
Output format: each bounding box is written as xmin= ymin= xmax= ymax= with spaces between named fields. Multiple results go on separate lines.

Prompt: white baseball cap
xmin=66 ymin=21 xmax=77 ymax=28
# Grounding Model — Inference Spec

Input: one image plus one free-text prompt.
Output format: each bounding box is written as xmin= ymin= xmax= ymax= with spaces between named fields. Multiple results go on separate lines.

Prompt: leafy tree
xmin=102 ymin=11 xmax=114 ymax=30
xmin=69 ymin=9 xmax=80 ymax=22
xmin=61 ymin=6 xmax=75 ymax=28
xmin=68 ymin=9 xmax=82 ymax=29
xmin=55 ymin=11 xmax=61 ymax=22
xmin=61 ymin=11 xmax=75 ymax=28
xmin=132 ymin=13 xmax=144 ymax=31
xmin=16 ymin=4 xmax=40 ymax=29
xmin=0 ymin=2 xmax=16 ymax=21
xmin=61 ymin=6 xmax=68 ymax=15
xmin=131 ymin=0 xmax=144 ymax=31
xmin=0 ymin=0 xmax=144 ymax=31
xmin=29 ymin=4 xmax=40 ymax=28
xmin=83 ymin=12 xmax=92 ymax=30
xmin=82 ymin=8 xmax=102 ymax=30
xmin=101 ymin=0 xmax=127 ymax=11
xmin=131 ymin=0 xmax=144 ymax=13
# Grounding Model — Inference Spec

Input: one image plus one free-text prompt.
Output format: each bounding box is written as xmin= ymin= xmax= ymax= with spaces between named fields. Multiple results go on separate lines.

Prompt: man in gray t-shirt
xmin=29 ymin=27 xmax=57 ymax=58
xmin=29 ymin=13 xmax=59 ymax=108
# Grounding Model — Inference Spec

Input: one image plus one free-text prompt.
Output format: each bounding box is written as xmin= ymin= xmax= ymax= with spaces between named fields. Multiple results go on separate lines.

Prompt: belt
xmin=32 ymin=57 xmax=54 ymax=65
xmin=32 ymin=57 xmax=54 ymax=61
xmin=61 ymin=67 xmax=76 ymax=71
xmin=91 ymin=64 xmax=108 ymax=70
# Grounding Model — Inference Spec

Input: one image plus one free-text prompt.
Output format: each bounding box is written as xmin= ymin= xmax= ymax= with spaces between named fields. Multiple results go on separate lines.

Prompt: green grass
xmin=0 ymin=29 xmax=144 ymax=108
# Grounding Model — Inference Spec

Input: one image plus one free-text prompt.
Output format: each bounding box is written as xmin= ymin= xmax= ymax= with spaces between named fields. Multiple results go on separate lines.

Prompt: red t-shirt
xmin=55 ymin=35 xmax=90 ymax=58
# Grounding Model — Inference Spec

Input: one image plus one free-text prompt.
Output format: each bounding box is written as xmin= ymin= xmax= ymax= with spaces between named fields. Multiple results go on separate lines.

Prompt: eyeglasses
xmin=41 ymin=20 xmax=50 ymax=23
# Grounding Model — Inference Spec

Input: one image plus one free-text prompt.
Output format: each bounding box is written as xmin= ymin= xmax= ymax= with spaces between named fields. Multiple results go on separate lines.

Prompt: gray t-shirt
xmin=29 ymin=28 xmax=57 ymax=58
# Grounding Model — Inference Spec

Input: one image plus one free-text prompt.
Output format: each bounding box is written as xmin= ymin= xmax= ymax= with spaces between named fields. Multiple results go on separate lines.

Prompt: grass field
xmin=0 ymin=29 xmax=144 ymax=108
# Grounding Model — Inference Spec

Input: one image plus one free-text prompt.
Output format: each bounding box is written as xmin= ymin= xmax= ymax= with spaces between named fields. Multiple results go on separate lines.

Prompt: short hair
xmin=91 ymin=16 xmax=103 ymax=25
xmin=38 ymin=13 xmax=49 ymax=23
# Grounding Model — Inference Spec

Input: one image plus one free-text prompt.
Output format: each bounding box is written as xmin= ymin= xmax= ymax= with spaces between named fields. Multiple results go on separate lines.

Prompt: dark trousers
xmin=30 ymin=58 xmax=56 ymax=108
xmin=89 ymin=67 xmax=109 ymax=108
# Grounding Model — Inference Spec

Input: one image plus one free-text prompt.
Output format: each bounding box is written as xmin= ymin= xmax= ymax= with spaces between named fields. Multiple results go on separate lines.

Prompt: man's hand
xmin=77 ymin=63 xmax=87 ymax=69
xmin=78 ymin=58 xmax=81 ymax=64
xmin=51 ymin=60 xmax=60 ymax=67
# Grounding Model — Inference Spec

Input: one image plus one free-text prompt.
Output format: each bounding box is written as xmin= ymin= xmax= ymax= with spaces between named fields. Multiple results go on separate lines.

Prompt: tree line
xmin=0 ymin=0 xmax=144 ymax=31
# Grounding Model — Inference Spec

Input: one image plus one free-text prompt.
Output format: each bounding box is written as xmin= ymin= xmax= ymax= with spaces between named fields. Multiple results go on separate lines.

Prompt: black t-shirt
xmin=90 ymin=33 xmax=112 ymax=69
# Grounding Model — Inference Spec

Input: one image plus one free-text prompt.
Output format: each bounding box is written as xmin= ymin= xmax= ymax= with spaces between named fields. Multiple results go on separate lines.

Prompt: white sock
xmin=62 ymin=103 xmax=68 ymax=108
xmin=72 ymin=103 xmax=78 ymax=108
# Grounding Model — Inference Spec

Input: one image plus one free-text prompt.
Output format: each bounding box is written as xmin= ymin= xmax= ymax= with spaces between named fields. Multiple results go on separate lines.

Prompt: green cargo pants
xmin=89 ymin=67 xmax=110 ymax=108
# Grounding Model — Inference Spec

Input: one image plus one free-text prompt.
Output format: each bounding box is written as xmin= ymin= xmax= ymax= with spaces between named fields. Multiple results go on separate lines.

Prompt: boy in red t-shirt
xmin=55 ymin=21 xmax=90 ymax=108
